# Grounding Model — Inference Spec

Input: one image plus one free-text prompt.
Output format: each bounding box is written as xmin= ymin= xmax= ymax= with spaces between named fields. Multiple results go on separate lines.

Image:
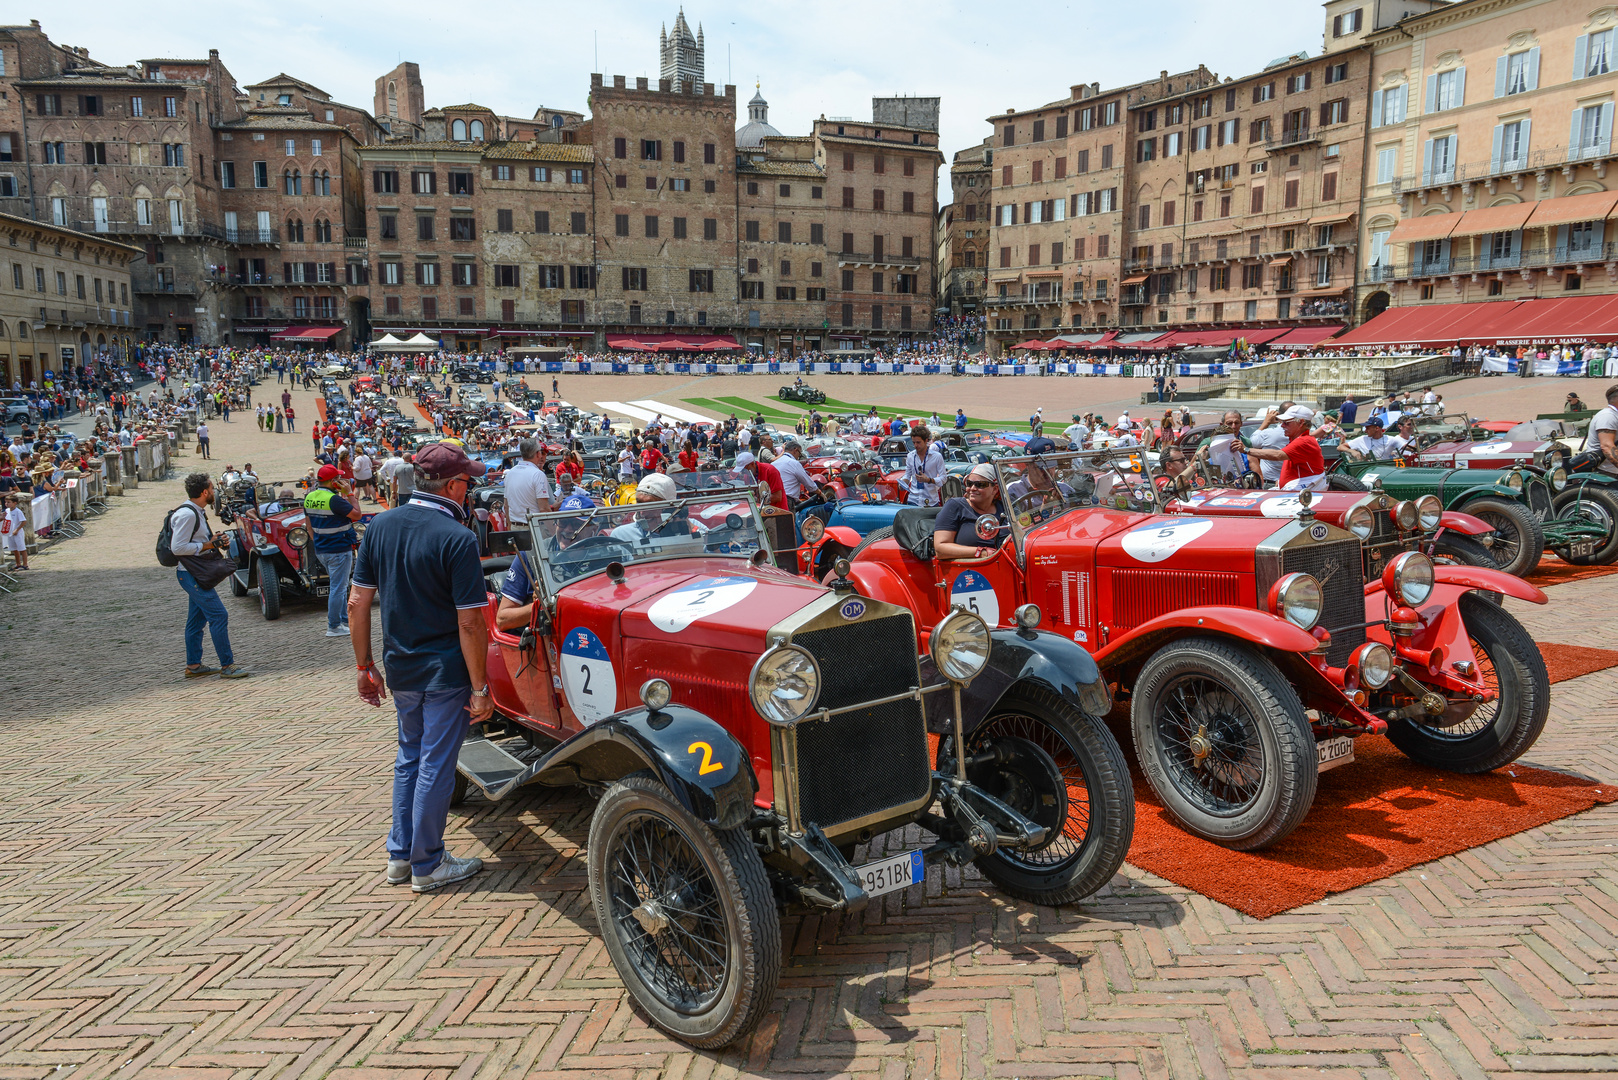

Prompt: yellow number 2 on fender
xmin=687 ymin=741 xmax=725 ymax=775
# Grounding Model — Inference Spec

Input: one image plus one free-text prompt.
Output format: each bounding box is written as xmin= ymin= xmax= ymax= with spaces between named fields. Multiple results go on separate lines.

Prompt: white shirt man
xmin=503 ymin=442 xmax=552 ymax=524
xmin=773 ymin=444 xmax=817 ymax=500
xmin=1249 ymin=414 xmax=1291 ymax=485
xmin=737 ymin=426 xmax=753 ymax=451
xmin=902 ymin=436 xmax=946 ymax=506
xmin=1063 ymin=420 xmax=1091 ymax=447
xmin=352 ymin=452 xmax=374 ymax=483
xmin=1584 ymin=402 xmax=1618 ymax=477
xmin=1347 ymin=423 xmax=1400 ymax=460
xmin=617 ymin=447 xmax=635 ymax=480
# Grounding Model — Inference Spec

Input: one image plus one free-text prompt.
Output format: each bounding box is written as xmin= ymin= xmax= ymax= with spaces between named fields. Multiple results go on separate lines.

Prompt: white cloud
xmin=42 ymin=0 xmax=1325 ymax=195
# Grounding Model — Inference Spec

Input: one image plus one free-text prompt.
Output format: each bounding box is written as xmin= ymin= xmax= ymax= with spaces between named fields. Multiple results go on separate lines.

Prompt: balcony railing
xmin=835 ymin=252 xmax=924 ymax=267
xmin=1121 ymin=286 xmax=1148 ymax=306
xmin=225 ymin=227 xmax=279 ymax=244
xmin=134 ymin=280 xmax=197 ymax=295
xmin=1265 ymin=125 xmax=1319 ymax=151
xmin=1391 ymin=141 xmax=1617 ymax=194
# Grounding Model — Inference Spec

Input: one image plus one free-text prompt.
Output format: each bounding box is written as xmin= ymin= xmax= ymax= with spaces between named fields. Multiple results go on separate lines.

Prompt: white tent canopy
xmin=404 ymin=332 xmax=440 ymax=348
xmin=366 ymin=333 xmax=404 ymax=351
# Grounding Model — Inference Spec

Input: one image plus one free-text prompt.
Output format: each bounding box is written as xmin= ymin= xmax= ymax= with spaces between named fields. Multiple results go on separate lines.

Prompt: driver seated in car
xmin=934 ymin=463 xmax=1008 ymax=560
xmin=610 ymin=473 xmax=694 ymax=543
xmin=1345 ymin=416 xmax=1399 ymax=460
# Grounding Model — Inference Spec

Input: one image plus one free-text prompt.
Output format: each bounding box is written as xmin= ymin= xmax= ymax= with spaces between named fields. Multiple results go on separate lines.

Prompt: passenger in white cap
xmin=610 ymin=472 xmax=690 ymax=542
xmin=1247 ymin=404 xmax=1326 ymax=490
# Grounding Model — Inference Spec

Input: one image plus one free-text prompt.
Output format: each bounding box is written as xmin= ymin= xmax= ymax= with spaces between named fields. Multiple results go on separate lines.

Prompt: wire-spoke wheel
xmin=1384 ymin=595 xmax=1549 ymax=773
xmin=588 ymin=772 xmax=778 ymax=1049
xmin=1551 ymin=486 xmax=1618 ymax=565
xmin=963 ymin=684 xmax=1133 ymax=905
xmin=1132 ymin=637 xmax=1317 ymax=850
xmin=1462 ymin=497 xmax=1544 ymax=577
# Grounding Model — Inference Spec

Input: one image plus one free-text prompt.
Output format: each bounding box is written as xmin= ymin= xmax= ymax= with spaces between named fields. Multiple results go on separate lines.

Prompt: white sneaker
xmin=386 ymin=859 xmax=411 ymax=885
xmin=412 ymin=853 xmax=483 ymax=892
xmin=324 ymin=626 xmax=349 ymax=637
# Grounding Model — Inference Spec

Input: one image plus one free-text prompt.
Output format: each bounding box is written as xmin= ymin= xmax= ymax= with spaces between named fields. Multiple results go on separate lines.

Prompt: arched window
xmin=313 ymin=218 xmax=332 ymax=243
xmin=552 ymin=114 xmax=564 ymax=128
xmin=286 ymin=217 xmax=304 ymax=242
xmin=284 ymin=169 xmax=301 ymax=195
xmin=452 ymin=118 xmax=466 ymax=141
xmin=469 ymin=119 xmax=484 ymax=141
xmin=18 ymin=321 xmax=28 ymax=339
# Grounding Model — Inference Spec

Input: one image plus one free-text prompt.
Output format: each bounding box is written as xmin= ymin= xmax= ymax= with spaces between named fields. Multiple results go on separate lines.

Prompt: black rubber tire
xmin=1461 ymin=497 xmax=1544 ymax=578
xmin=1131 ymin=637 xmax=1317 ymax=850
xmin=1325 ymin=473 xmax=1369 ymax=492
xmin=259 ymin=567 xmax=282 ymax=620
xmin=1430 ymin=532 xmax=1499 ymax=569
xmin=450 ymin=771 xmax=470 ymax=807
xmin=1551 ymin=486 xmax=1618 ymax=566
xmin=849 ymin=525 xmax=894 ymax=560
xmin=587 ymin=772 xmax=780 ymax=1049
xmin=966 ymin=684 xmax=1134 ymax=905
xmin=1383 ymin=594 xmax=1550 ymax=773
xmin=230 ymin=569 xmax=249 ymax=597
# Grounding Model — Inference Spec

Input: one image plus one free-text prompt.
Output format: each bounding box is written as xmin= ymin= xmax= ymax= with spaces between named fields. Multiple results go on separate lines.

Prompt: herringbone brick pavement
xmin=1 ymin=382 xmax=1616 ymax=1079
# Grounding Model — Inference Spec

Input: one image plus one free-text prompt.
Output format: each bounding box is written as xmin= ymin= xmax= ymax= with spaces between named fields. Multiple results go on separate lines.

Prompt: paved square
xmin=2 ymin=377 xmax=1615 ymax=1079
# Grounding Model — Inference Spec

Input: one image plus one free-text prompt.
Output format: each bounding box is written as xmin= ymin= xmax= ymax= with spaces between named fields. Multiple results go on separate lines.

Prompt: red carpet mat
xmin=1539 ymin=642 xmax=1618 ymax=684
xmin=1527 ymin=555 xmax=1618 ymax=587
xmin=1122 ymin=735 xmax=1616 ymax=918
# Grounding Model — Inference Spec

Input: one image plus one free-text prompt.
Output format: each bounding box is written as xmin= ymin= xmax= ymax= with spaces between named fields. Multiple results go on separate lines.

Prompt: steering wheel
xmin=552 ymin=535 xmax=636 ymax=580
xmin=1009 ymin=488 xmax=1067 ymax=521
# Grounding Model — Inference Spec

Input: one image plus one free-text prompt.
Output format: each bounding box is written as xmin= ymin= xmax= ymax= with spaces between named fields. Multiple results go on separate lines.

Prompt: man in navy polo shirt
xmin=349 ymin=441 xmax=493 ymax=893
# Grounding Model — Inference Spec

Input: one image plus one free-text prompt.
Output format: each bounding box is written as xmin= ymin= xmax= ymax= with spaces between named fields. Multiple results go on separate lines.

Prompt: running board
xmin=457 ymin=734 xmax=547 ymax=801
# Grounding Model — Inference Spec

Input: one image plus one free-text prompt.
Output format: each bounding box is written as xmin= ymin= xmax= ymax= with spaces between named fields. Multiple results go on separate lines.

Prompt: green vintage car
xmin=778 ymin=383 xmax=827 ymax=404
xmin=1329 ymin=459 xmax=1607 ymax=577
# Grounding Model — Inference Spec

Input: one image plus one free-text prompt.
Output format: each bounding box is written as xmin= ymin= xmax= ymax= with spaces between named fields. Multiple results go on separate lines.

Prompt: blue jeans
xmin=315 ymin=548 xmax=352 ymax=630
xmin=178 ymin=568 xmax=233 ymax=667
xmin=388 ymin=687 xmax=472 ymax=875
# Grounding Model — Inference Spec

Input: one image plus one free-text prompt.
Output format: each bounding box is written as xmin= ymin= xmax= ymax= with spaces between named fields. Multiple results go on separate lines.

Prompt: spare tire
xmin=849 ymin=526 xmax=894 ymax=560
xmin=1326 ymin=473 xmax=1369 ymax=492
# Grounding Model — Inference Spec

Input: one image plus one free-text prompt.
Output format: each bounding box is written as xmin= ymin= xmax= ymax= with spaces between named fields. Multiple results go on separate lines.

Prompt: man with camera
xmin=171 ymin=471 xmax=250 ymax=680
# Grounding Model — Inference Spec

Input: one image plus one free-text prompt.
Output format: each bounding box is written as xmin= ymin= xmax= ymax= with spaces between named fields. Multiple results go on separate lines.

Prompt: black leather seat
xmin=892 ymin=506 xmax=942 ymax=561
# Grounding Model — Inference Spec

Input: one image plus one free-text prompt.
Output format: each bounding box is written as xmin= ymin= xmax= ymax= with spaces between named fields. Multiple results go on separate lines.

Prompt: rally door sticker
xmin=560 ymin=628 xmax=617 ymax=725
xmin=648 ymin=575 xmax=758 ymax=633
xmin=950 ymin=570 xmax=1000 ymax=626
xmin=1120 ymin=518 xmax=1214 ymax=563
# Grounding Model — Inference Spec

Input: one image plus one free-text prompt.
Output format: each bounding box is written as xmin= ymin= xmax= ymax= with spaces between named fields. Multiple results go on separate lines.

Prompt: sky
xmin=36 ymin=0 xmax=1325 ymax=197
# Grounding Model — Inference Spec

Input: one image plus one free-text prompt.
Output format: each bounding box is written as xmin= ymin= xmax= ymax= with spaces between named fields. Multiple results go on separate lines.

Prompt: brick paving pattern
xmin=2 ymin=376 xmax=1616 ymax=1079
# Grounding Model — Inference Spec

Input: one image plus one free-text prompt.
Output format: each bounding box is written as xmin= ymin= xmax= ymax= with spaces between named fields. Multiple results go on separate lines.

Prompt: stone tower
xmin=659 ymin=9 xmax=705 ymax=85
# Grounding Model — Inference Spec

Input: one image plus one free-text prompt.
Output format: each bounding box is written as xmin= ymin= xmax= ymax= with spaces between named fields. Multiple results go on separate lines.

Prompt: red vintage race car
xmin=216 ymin=477 xmax=374 ymax=619
xmin=457 ymin=490 xmax=1133 ymax=1048
xmin=843 ymin=449 xmax=1551 ymax=851
xmin=1165 ymin=485 xmax=1500 ymax=577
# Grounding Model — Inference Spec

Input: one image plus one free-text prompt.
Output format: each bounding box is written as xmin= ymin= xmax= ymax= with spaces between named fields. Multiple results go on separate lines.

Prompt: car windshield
xmin=992 ymin=449 xmax=1159 ymax=537
xmin=671 ymin=469 xmax=752 ymax=493
xmin=579 ymin=436 xmax=615 ymax=451
xmin=1406 ymin=412 xmax=1473 ymax=440
xmin=528 ymin=493 xmax=770 ymax=589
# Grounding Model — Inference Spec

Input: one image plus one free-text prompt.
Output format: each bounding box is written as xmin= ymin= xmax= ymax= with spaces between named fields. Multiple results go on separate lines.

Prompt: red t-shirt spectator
xmin=678 ymin=449 xmax=699 ymax=471
xmin=554 ymin=458 xmax=583 ymax=483
xmin=752 ymin=461 xmax=786 ymax=508
xmin=640 ymin=446 xmax=663 ymax=471
xmin=1278 ymin=435 xmax=1325 ymax=487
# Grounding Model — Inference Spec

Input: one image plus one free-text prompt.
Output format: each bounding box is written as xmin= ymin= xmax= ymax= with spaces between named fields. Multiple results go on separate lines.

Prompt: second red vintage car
xmin=844 ymin=449 xmax=1551 ymax=851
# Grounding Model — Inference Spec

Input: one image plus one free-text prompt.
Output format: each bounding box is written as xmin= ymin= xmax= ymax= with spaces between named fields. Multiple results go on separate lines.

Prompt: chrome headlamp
xmin=749 ymin=645 xmax=821 ymax=727
xmin=1385 ymin=550 xmax=1435 ymax=606
xmin=1415 ymin=494 xmax=1443 ymax=531
xmin=1393 ymin=500 xmax=1420 ymax=531
xmin=799 ymin=514 xmax=825 ymax=544
xmin=1269 ymin=572 xmax=1322 ymax=631
xmin=1351 ymin=642 xmax=1395 ymax=689
xmin=286 ymin=525 xmax=310 ymax=548
xmin=931 ymin=608 xmax=991 ymax=684
xmin=1502 ymin=470 xmax=1524 ymax=491
xmin=1549 ymin=466 xmax=1568 ymax=492
xmin=1344 ymin=504 xmax=1374 ymax=540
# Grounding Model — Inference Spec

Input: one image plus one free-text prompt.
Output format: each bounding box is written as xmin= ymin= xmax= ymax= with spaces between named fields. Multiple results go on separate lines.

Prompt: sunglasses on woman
xmin=963 ymin=480 xmax=994 ymax=490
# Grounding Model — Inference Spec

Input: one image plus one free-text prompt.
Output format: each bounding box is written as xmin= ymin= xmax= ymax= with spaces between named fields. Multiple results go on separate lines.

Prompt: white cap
xmin=636 ymin=473 xmax=677 ymax=501
xmin=734 ymin=451 xmax=757 ymax=469
xmin=1277 ymin=405 xmax=1316 ymax=423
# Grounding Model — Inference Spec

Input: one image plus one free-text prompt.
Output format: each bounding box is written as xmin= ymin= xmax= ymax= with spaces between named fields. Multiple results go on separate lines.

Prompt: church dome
xmin=736 ymin=86 xmax=780 ymax=147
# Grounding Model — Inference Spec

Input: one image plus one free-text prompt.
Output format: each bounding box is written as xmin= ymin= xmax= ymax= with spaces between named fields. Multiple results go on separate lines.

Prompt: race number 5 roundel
xmin=561 ymin=627 xmax=617 ymax=725
xmin=648 ymin=575 xmax=758 ymax=633
xmin=950 ymin=570 xmax=1000 ymax=626
xmin=1121 ymin=517 xmax=1214 ymax=563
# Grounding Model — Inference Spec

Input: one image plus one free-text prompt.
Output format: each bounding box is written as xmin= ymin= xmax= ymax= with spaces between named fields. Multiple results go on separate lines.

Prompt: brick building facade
xmin=938 ymin=141 xmax=990 ymax=316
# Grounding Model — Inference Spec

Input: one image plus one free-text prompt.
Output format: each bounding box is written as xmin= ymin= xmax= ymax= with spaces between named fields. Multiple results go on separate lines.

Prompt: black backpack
xmin=155 ymin=503 xmax=197 ymax=567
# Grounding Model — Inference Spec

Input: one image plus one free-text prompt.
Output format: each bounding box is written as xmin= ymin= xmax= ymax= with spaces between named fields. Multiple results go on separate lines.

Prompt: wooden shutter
xmin=1425 ymin=74 xmax=1439 ymax=113
xmin=1526 ymin=46 xmax=1540 ymax=90
xmin=1422 ymin=138 xmax=1436 ymax=182
xmin=1574 ymin=35 xmax=1590 ymax=80
xmin=1370 ymin=90 xmax=1384 ymax=128
xmin=283 ymin=262 xmax=292 ymax=280
xmin=1495 ymin=55 xmax=1509 ymax=98
xmin=1490 ymin=124 xmax=1504 ymax=171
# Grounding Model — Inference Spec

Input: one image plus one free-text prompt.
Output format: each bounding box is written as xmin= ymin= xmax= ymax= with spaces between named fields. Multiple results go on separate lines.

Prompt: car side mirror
xmin=976 ymin=513 xmax=1004 ymax=538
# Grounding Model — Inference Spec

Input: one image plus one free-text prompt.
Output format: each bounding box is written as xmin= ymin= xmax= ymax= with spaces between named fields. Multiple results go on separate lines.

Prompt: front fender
xmin=1093 ymin=605 xmax=1319 ymax=671
xmin=1439 ymin=510 xmax=1492 ymax=536
xmin=1365 ymin=564 xmax=1547 ymax=605
xmin=823 ymin=525 xmax=861 ymax=549
xmin=531 ymin=705 xmax=758 ymax=830
xmin=923 ymin=627 xmax=1111 ymax=735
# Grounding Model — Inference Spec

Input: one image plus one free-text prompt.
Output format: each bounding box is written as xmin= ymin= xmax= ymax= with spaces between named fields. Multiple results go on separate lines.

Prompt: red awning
xmin=1328 ymin=303 xmax=1485 ymax=347
xmin=1268 ymin=325 xmax=1345 ymax=349
xmin=270 ymin=325 xmax=342 ymax=341
xmin=607 ymin=333 xmax=740 ymax=353
xmin=1487 ymin=294 xmax=1618 ymax=344
xmin=1011 ymin=338 xmax=1053 ymax=350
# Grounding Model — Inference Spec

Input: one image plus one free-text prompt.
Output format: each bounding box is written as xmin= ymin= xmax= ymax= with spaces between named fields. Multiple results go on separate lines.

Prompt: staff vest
xmin=303 ymin=487 xmax=356 ymax=550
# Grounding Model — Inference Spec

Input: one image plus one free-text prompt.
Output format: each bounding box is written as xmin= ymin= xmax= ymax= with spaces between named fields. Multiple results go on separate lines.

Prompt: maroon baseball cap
xmin=415 ymin=441 xmax=487 ymax=480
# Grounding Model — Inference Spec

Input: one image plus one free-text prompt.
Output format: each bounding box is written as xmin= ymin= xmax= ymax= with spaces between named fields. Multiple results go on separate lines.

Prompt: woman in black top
xmin=933 ymin=463 xmax=1006 ymax=560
